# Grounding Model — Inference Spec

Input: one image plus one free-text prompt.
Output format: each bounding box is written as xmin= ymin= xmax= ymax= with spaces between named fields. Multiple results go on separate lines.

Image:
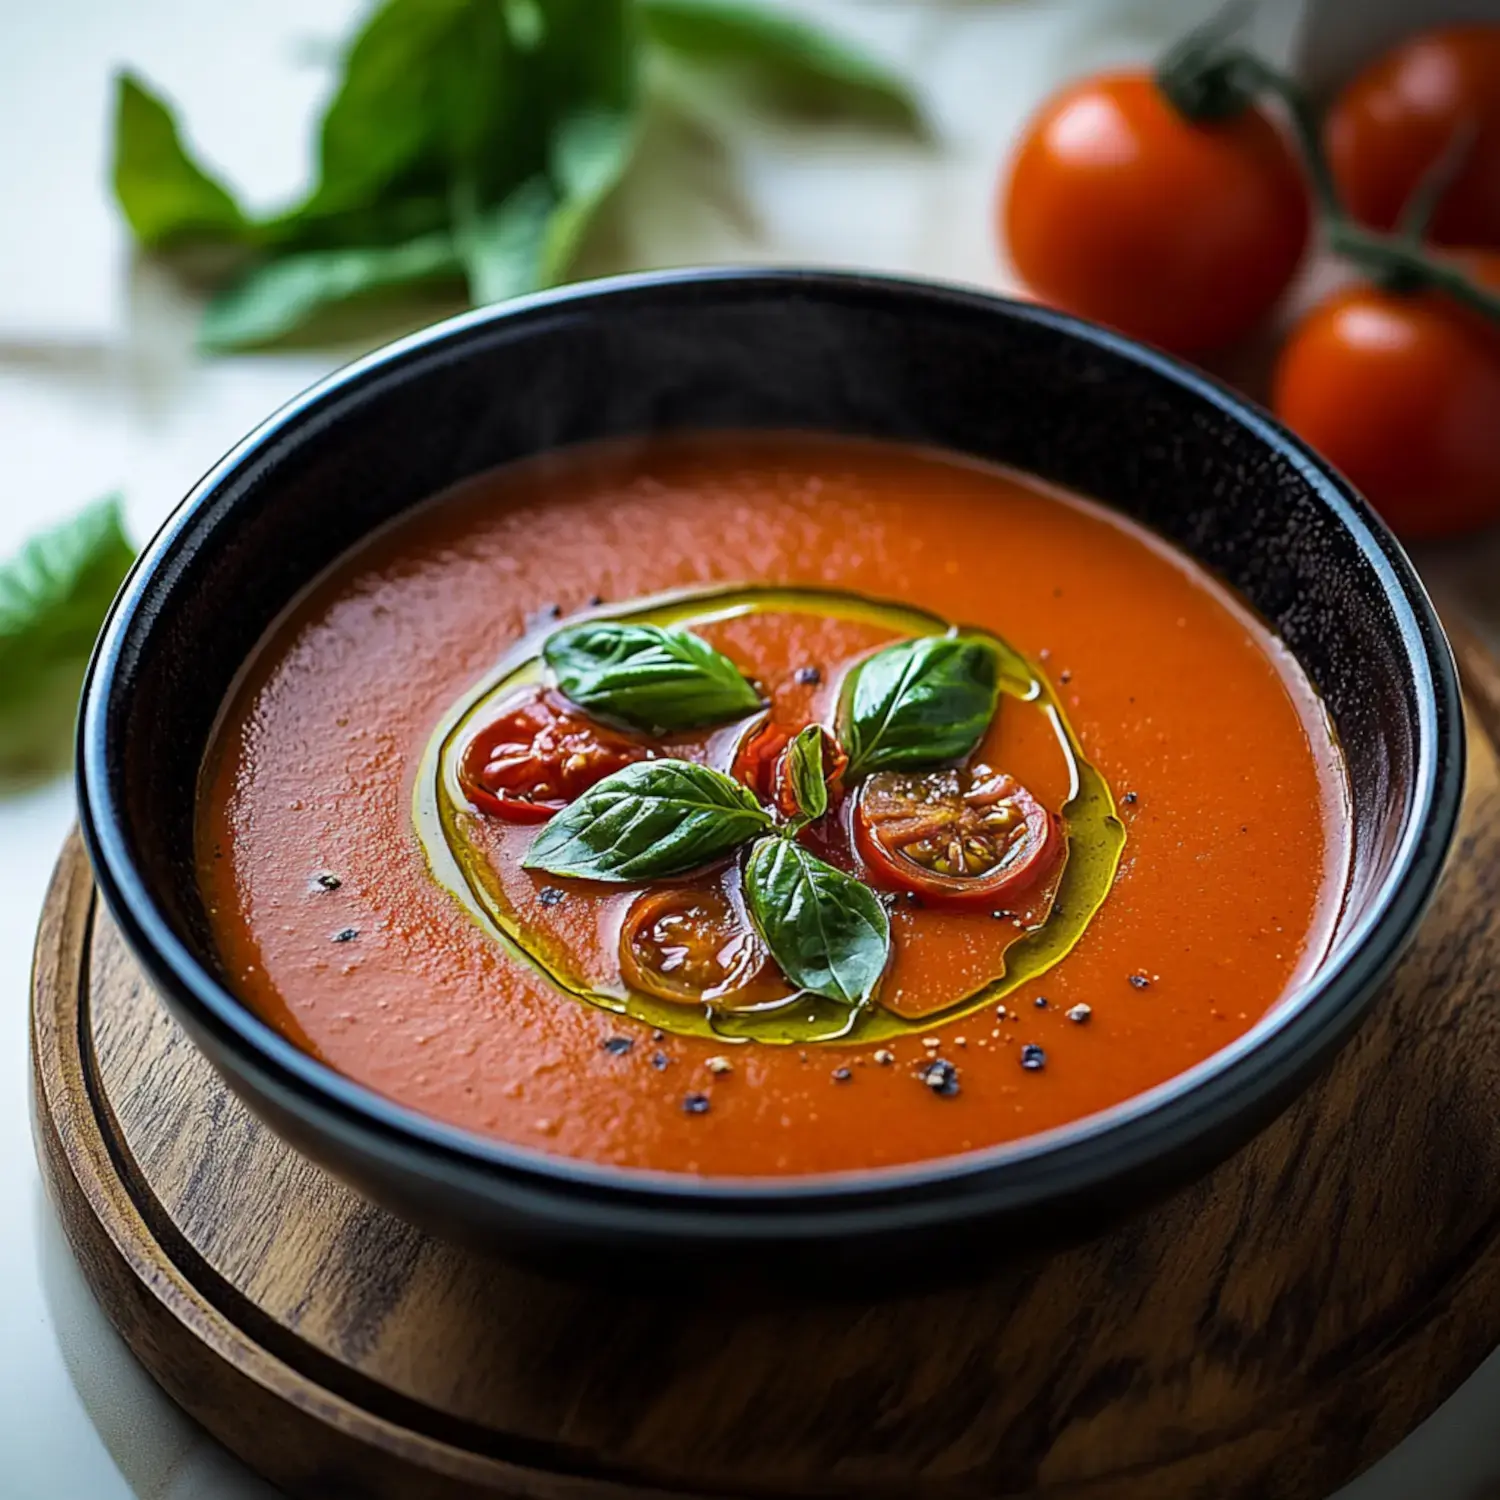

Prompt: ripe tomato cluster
xmin=1001 ymin=23 xmax=1500 ymax=540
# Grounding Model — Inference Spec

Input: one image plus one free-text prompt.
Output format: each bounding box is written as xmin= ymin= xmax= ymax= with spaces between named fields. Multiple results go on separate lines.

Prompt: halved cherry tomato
xmin=1271 ymin=253 xmax=1500 ymax=539
xmin=732 ymin=719 xmax=790 ymax=804
xmin=1327 ymin=26 xmax=1500 ymax=249
xmin=732 ymin=720 xmax=847 ymax=819
xmin=619 ymin=886 xmax=776 ymax=1006
xmin=1003 ymin=71 xmax=1310 ymax=354
xmin=854 ymin=765 xmax=1060 ymax=908
xmin=460 ymin=687 xmax=648 ymax=822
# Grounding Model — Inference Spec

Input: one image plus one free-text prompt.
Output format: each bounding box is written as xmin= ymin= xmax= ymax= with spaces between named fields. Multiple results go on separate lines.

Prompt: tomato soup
xmin=197 ymin=434 xmax=1349 ymax=1177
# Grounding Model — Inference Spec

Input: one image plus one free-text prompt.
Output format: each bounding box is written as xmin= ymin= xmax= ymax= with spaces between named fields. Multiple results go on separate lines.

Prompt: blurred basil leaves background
xmin=113 ymin=0 xmax=922 ymax=350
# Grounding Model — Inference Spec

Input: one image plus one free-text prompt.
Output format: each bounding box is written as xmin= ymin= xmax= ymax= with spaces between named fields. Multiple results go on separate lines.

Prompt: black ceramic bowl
xmin=78 ymin=270 xmax=1463 ymax=1277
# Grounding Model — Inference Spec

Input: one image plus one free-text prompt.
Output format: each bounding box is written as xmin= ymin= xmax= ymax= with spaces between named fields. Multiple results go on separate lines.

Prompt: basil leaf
xmin=112 ymin=73 xmax=247 ymax=250
xmin=638 ymin=0 xmax=923 ymax=131
xmin=840 ymin=634 xmax=999 ymax=778
xmin=0 ymin=498 xmax=136 ymax=780
xmin=540 ymin=104 xmax=640 ymax=283
xmin=744 ymin=838 xmax=889 ymax=1007
xmin=785 ymin=724 xmax=827 ymax=823
xmin=299 ymin=0 xmax=516 ymax=227
xmin=544 ymin=621 xmax=761 ymax=732
xmin=455 ymin=175 xmax=556 ymax=306
xmin=524 ymin=0 xmax=642 ymax=285
xmin=492 ymin=0 xmax=640 ymax=287
xmin=523 ymin=759 xmax=771 ymax=880
xmin=199 ymin=232 xmax=464 ymax=352
xmin=457 ymin=110 xmax=639 ymax=305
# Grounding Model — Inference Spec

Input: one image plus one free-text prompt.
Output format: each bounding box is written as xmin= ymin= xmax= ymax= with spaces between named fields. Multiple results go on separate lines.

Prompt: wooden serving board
xmin=31 ymin=625 xmax=1500 ymax=1500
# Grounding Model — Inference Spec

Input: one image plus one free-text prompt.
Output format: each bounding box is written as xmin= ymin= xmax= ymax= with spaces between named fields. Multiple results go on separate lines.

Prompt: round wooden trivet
xmin=32 ymin=635 xmax=1500 ymax=1500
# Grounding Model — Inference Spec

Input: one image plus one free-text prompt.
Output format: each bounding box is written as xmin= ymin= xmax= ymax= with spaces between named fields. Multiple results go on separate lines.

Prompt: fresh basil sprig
xmin=1 ymin=498 xmax=136 ymax=781
xmin=840 ymin=633 xmax=999 ymax=779
xmin=117 ymin=0 xmax=638 ymax=350
xmin=743 ymin=837 xmax=889 ymax=1007
xmin=112 ymin=0 xmax=921 ymax=350
xmin=523 ymin=759 xmax=771 ymax=880
xmin=520 ymin=735 xmax=887 ymax=1003
xmin=783 ymin=723 xmax=827 ymax=825
xmin=544 ymin=620 xmax=761 ymax=732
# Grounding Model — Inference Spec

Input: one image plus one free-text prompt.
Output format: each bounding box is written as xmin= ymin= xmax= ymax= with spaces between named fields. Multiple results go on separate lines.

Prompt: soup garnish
xmin=419 ymin=585 xmax=1126 ymax=1045
xmin=198 ymin=434 xmax=1350 ymax=1176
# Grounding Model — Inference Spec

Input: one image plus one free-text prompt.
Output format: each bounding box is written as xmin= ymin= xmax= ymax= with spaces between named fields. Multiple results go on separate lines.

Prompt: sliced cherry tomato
xmin=619 ymin=886 xmax=774 ymax=1006
xmin=1002 ymin=71 xmax=1309 ymax=354
xmin=1271 ymin=254 xmax=1500 ymax=540
xmin=459 ymin=687 xmax=648 ymax=822
xmin=1327 ymin=26 xmax=1500 ymax=249
xmin=854 ymin=765 xmax=1060 ymax=909
xmin=732 ymin=719 xmax=791 ymax=804
xmin=732 ymin=720 xmax=847 ymax=819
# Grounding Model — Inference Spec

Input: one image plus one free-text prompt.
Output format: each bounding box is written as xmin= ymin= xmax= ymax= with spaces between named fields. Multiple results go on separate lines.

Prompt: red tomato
xmin=1327 ymin=26 xmax=1500 ymax=248
xmin=459 ymin=687 xmax=648 ymax=822
xmin=618 ymin=886 xmax=775 ymax=1005
xmin=1003 ymin=71 xmax=1310 ymax=354
xmin=732 ymin=719 xmax=790 ymax=804
xmin=732 ymin=720 xmax=847 ymax=819
xmin=854 ymin=765 xmax=1060 ymax=909
xmin=1271 ymin=254 xmax=1500 ymax=540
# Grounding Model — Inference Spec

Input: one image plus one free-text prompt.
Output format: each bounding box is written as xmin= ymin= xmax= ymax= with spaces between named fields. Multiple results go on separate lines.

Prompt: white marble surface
xmin=3 ymin=1 xmax=1499 ymax=1496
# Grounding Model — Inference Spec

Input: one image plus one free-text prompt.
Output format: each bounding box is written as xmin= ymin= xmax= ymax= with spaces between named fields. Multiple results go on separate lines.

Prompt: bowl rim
xmin=76 ymin=266 xmax=1465 ymax=1235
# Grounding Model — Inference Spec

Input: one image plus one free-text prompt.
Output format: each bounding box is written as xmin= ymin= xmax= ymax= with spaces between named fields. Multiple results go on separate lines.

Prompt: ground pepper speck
xmin=919 ymin=1059 xmax=961 ymax=1097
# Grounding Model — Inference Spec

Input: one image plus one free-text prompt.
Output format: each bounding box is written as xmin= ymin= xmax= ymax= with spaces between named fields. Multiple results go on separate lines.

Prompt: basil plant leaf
xmin=523 ymin=759 xmax=772 ymax=880
xmin=540 ymin=104 xmax=640 ymax=283
xmin=458 ymin=11 xmax=641 ymax=299
xmin=115 ymin=0 xmax=640 ymax=348
xmin=455 ymin=175 xmax=556 ymax=306
xmin=784 ymin=724 xmax=828 ymax=823
xmin=112 ymin=73 xmax=248 ymax=250
xmin=544 ymin=621 xmax=762 ymax=733
xmin=0 ymin=498 xmax=136 ymax=780
xmin=199 ymin=232 xmax=463 ymax=352
xmin=298 ymin=0 xmax=517 ymax=226
xmin=638 ymin=0 xmax=924 ymax=131
xmin=531 ymin=0 xmax=641 ymax=282
xmin=456 ymin=107 xmax=640 ymax=305
xmin=744 ymin=838 xmax=889 ymax=1007
xmin=840 ymin=634 xmax=1000 ymax=778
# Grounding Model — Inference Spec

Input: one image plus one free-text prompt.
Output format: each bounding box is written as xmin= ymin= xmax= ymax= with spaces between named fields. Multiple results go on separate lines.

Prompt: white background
xmin=2 ymin=1 xmax=1499 ymax=1495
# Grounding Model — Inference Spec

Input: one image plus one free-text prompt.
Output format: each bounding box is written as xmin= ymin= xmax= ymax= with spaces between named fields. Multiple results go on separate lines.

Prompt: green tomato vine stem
xmin=1155 ymin=38 xmax=1500 ymax=326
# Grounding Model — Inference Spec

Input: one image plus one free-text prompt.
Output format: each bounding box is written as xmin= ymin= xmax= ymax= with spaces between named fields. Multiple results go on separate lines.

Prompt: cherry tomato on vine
xmin=618 ymin=886 xmax=777 ymax=1005
xmin=460 ymin=687 xmax=648 ymax=822
xmin=732 ymin=719 xmax=847 ymax=819
xmin=854 ymin=765 xmax=1060 ymax=909
xmin=1003 ymin=71 xmax=1310 ymax=355
xmin=1327 ymin=26 xmax=1500 ymax=249
xmin=1271 ymin=253 xmax=1500 ymax=540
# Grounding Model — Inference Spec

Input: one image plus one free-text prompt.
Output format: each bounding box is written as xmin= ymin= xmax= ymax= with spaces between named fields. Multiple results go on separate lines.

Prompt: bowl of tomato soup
xmin=77 ymin=270 xmax=1461 ymax=1271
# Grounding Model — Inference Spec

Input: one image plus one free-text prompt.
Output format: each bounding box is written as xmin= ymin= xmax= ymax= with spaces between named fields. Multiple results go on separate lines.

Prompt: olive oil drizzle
xmin=415 ymin=585 xmax=1126 ymax=1046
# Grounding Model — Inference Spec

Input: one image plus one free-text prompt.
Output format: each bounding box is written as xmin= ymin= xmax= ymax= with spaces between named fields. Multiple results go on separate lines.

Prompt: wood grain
xmin=32 ymin=637 xmax=1500 ymax=1500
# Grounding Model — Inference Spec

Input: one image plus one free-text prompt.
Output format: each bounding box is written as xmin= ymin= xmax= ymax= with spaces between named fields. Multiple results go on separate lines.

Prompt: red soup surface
xmin=197 ymin=434 xmax=1350 ymax=1177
